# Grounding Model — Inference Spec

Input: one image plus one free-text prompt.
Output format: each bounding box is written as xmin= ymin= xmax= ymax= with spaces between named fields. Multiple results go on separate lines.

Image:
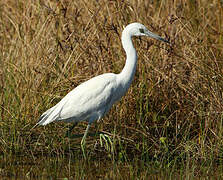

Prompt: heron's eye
xmin=139 ymin=28 xmax=144 ymax=33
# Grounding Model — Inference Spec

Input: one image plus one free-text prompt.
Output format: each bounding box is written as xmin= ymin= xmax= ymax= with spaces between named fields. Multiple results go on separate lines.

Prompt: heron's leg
xmin=81 ymin=123 xmax=91 ymax=158
xmin=65 ymin=122 xmax=78 ymax=137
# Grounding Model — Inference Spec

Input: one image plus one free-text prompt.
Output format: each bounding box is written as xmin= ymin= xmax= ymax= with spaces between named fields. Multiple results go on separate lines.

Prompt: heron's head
xmin=124 ymin=22 xmax=169 ymax=43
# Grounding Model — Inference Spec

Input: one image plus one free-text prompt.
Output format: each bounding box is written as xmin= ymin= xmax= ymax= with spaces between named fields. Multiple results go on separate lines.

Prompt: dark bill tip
xmin=158 ymin=37 xmax=170 ymax=44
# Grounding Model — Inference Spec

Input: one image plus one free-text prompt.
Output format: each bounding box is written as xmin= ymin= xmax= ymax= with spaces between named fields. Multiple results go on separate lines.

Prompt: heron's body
xmin=37 ymin=22 xmax=168 ymax=152
xmin=38 ymin=73 xmax=128 ymax=125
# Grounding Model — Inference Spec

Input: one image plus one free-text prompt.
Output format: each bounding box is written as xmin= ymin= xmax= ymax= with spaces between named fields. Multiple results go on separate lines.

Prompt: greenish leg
xmin=81 ymin=123 xmax=91 ymax=159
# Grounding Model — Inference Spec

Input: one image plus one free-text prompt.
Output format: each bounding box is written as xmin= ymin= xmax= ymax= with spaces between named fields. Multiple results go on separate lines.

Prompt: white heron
xmin=36 ymin=22 xmax=169 ymax=153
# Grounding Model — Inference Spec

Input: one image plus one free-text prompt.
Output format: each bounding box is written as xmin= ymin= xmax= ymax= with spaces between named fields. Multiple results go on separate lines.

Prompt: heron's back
xmin=37 ymin=73 xmax=120 ymax=125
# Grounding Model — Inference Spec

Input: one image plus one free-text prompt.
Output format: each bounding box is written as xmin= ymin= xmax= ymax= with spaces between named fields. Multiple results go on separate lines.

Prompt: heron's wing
xmin=37 ymin=73 xmax=117 ymax=125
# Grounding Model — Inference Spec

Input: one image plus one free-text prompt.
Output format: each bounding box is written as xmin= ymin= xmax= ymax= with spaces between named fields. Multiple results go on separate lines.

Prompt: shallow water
xmin=1 ymin=153 xmax=223 ymax=179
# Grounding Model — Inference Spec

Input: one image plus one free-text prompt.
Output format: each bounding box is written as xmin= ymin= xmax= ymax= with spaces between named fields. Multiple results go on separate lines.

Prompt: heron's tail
xmin=37 ymin=113 xmax=50 ymax=125
xmin=35 ymin=104 xmax=62 ymax=127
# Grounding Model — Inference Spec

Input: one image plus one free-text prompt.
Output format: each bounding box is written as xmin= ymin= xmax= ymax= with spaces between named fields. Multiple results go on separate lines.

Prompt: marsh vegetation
xmin=0 ymin=0 xmax=223 ymax=179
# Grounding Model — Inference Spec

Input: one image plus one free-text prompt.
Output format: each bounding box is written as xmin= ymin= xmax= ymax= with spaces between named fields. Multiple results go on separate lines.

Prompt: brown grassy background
xmin=0 ymin=0 xmax=223 ymax=177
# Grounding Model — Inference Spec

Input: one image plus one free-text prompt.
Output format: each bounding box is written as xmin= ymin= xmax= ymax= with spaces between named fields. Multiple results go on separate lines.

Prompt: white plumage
xmin=37 ymin=22 xmax=169 ymax=151
xmin=38 ymin=73 xmax=119 ymax=125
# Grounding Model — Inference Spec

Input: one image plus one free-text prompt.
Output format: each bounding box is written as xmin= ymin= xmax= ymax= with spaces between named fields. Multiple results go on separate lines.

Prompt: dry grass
xmin=0 ymin=0 xmax=223 ymax=178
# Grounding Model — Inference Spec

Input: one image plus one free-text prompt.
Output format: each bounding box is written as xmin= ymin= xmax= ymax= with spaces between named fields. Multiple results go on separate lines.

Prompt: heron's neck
xmin=118 ymin=31 xmax=137 ymax=89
